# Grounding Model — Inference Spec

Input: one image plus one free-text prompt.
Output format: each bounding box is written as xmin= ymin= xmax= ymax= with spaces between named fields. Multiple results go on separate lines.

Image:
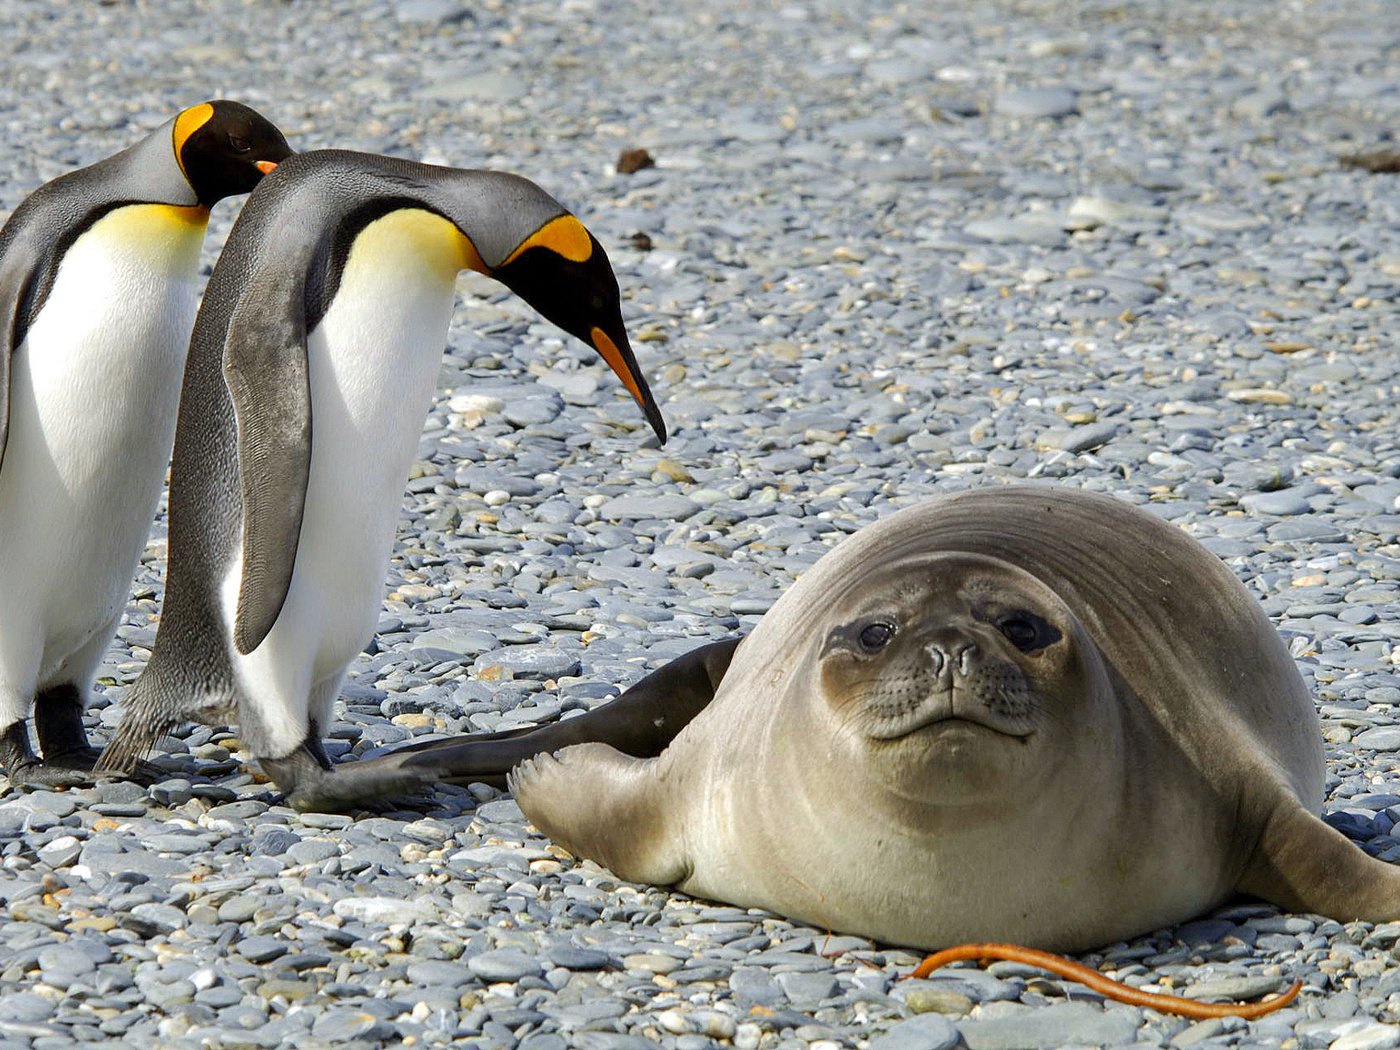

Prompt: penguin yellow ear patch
xmin=172 ymin=102 xmax=215 ymax=176
xmin=502 ymin=215 xmax=594 ymax=266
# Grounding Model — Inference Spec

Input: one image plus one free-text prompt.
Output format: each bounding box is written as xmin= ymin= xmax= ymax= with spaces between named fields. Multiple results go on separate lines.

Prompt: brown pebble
xmin=617 ymin=148 xmax=655 ymax=174
xmin=629 ymin=231 xmax=654 ymax=251
xmin=1340 ymin=149 xmax=1400 ymax=173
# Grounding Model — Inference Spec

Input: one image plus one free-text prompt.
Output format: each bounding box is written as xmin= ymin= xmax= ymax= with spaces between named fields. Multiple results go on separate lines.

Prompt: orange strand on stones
xmin=908 ymin=943 xmax=1303 ymax=1020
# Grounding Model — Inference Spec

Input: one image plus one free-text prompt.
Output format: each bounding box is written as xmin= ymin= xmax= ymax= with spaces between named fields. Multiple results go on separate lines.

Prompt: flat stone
xmin=1182 ymin=974 xmax=1287 ymax=1001
xmin=904 ymin=988 xmax=973 ymax=1015
xmin=412 ymin=628 xmax=498 ymax=656
xmin=1066 ymin=196 xmax=1169 ymax=227
xmin=38 ymin=944 xmax=96 ymax=977
xmin=1241 ymin=490 xmax=1312 ymax=516
xmin=472 ymin=646 xmax=581 ymax=680
xmin=253 ymin=828 xmax=300 ymax=856
xmin=467 ymin=948 xmax=543 ymax=982
xmin=994 ymin=87 xmax=1078 ymax=118
xmin=958 ymin=1003 xmax=1138 ymax=1049
xmin=311 ymin=1007 xmax=398 ymax=1041
xmin=730 ymin=966 xmax=784 ymax=1006
xmin=1356 ymin=727 xmax=1400 ymax=751
xmin=869 ymin=1014 xmax=960 ymax=1050
xmin=0 ymin=993 xmax=56 ymax=1023
xmin=236 ymin=936 xmax=290 ymax=964
xmin=1058 ymin=422 xmax=1118 ymax=454
xmin=331 ymin=897 xmax=439 ymax=925
xmin=548 ymin=946 xmax=612 ymax=971
xmin=406 ymin=959 xmax=471 ymax=986
xmin=395 ymin=0 xmax=470 ymax=24
xmin=777 ymin=970 xmax=839 ymax=1003
xmin=965 ymin=216 xmax=1066 ymax=246
xmin=1330 ymin=1024 xmax=1400 ymax=1050
xmin=597 ymin=494 xmax=700 ymax=521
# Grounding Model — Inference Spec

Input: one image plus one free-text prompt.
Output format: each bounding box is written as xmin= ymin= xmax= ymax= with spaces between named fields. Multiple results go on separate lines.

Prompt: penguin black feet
xmin=0 ymin=721 xmax=102 ymax=789
xmin=0 ymin=687 xmax=162 ymax=790
xmin=30 ymin=684 xmax=112 ymax=778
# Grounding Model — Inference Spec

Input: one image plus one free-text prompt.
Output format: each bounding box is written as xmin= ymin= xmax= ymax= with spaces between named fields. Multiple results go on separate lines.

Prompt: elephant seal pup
xmin=469 ymin=485 xmax=1399 ymax=952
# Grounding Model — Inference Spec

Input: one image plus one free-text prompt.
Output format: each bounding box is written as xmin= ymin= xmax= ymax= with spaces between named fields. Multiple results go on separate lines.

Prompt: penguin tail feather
xmin=94 ymin=689 xmax=176 ymax=775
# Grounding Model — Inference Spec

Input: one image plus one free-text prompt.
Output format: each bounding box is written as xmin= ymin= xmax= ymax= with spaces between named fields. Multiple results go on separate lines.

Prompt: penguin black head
xmin=491 ymin=217 xmax=667 ymax=444
xmin=174 ymin=100 xmax=293 ymax=207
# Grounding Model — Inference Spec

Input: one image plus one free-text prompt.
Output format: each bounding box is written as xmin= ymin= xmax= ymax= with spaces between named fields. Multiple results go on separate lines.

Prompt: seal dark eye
xmin=998 ymin=612 xmax=1060 ymax=653
xmin=228 ymin=134 xmax=251 ymax=153
xmin=859 ymin=622 xmax=896 ymax=652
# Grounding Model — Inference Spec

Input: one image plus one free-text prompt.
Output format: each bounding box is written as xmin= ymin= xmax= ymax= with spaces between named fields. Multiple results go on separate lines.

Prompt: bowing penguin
xmin=98 ymin=150 xmax=665 ymax=808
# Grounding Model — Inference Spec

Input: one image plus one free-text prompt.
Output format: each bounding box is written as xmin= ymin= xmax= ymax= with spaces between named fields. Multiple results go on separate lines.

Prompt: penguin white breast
xmin=227 ymin=209 xmax=470 ymax=744
xmin=0 ymin=204 xmax=207 ymax=680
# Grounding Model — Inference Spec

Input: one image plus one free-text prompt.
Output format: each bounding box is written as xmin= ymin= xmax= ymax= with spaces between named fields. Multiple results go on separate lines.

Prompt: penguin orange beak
xmin=255 ymin=160 xmax=279 ymax=175
xmin=591 ymin=325 xmax=667 ymax=444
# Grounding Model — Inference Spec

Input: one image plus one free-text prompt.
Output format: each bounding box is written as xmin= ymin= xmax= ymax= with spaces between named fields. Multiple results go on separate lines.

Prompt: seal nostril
xmin=956 ymin=641 xmax=977 ymax=675
xmin=927 ymin=639 xmax=978 ymax=678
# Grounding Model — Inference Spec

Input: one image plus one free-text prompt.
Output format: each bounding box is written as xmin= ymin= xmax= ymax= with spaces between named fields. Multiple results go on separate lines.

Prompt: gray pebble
xmin=958 ymin=1003 xmax=1139 ymax=1049
xmin=1059 ymin=422 xmax=1119 ymax=454
xmin=1241 ymin=490 xmax=1312 ymax=516
xmin=994 ymin=86 xmax=1079 ymax=118
xmin=597 ymin=494 xmax=700 ymax=521
xmin=869 ymin=1014 xmax=961 ymax=1050
xmin=1355 ymin=727 xmax=1400 ymax=752
xmin=472 ymin=646 xmax=581 ymax=680
xmin=467 ymin=948 xmax=543 ymax=982
xmin=236 ymin=937 xmax=289 ymax=964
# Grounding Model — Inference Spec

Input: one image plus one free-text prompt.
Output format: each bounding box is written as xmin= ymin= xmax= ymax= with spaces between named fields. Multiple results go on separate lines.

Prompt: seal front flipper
xmin=223 ymin=259 xmax=312 ymax=655
xmin=358 ymin=636 xmax=743 ymax=789
xmin=1238 ymin=796 xmax=1400 ymax=922
xmin=511 ymin=746 xmax=692 ymax=886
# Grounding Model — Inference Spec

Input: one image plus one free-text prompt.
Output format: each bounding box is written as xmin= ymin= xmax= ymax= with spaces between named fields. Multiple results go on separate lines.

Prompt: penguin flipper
xmin=222 ymin=256 xmax=312 ymax=655
xmin=0 ymin=240 xmax=37 ymax=476
xmin=0 ymin=278 xmax=14 ymax=474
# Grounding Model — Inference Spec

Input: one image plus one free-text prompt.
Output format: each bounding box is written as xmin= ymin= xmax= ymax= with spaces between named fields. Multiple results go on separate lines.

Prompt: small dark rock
xmin=1341 ymin=149 xmax=1400 ymax=173
xmin=616 ymin=148 xmax=655 ymax=174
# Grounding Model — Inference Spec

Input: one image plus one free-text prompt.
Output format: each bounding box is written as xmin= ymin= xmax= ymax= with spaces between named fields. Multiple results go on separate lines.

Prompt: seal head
xmin=820 ymin=553 xmax=1093 ymax=806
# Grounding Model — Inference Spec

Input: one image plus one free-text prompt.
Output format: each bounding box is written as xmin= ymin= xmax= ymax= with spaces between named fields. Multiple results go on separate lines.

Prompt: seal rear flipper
xmin=362 ymin=636 xmax=743 ymax=787
xmin=1237 ymin=799 xmax=1400 ymax=922
xmin=223 ymin=257 xmax=312 ymax=655
xmin=511 ymin=745 xmax=691 ymax=886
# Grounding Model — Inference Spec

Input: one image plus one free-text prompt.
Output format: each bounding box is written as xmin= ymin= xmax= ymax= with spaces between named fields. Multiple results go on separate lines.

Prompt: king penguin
xmin=0 ymin=101 xmax=292 ymax=787
xmin=97 ymin=150 xmax=666 ymax=809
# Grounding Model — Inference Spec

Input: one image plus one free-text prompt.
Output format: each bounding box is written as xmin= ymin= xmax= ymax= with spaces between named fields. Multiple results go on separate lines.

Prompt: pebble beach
xmin=2 ymin=0 xmax=1400 ymax=1047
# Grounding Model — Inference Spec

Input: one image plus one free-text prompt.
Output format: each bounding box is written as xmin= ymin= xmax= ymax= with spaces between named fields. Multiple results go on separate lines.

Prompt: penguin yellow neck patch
xmin=87 ymin=204 xmax=210 ymax=273
xmin=502 ymin=215 xmax=594 ymax=267
xmin=172 ymin=103 xmax=215 ymax=178
xmin=354 ymin=209 xmax=486 ymax=281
